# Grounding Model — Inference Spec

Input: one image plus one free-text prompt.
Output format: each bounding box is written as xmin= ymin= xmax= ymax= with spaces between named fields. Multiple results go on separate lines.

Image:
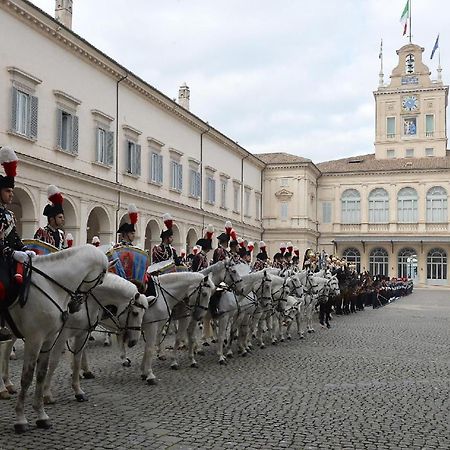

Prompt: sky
xmin=31 ymin=0 xmax=449 ymax=163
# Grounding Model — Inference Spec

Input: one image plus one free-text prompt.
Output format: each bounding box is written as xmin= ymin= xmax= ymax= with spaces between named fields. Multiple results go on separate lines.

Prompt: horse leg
xmin=171 ymin=318 xmax=188 ymax=370
xmin=201 ymin=312 xmax=213 ymax=346
xmin=80 ymin=348 xmax=95 ymax=379
xmin=42 ymin=338 xmax=66 ymax=405
xmin=0 ymin=341 xmax=10 ymax=399
xmin=187 ymin=319 xmax=199 ymax=368
xmin=141 ymin=324 xmax=161 ymax=385
xmin=14 ymin=339 xmax=43 ymax=432
xmin=2 ymin=339 xmax=16 ymax=396
xmin=32 ymin=346 xmax=52 ymax=430
xmin=71 ymin=335 xmax=90 ymax=402
xmin=216 ymin=315 xmax=228 ymax=365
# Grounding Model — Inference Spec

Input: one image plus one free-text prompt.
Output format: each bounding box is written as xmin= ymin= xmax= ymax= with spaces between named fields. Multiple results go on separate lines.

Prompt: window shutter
xmin=126 ymin=141 xmax=132 ymax=172
xmin=106 ymin=131 xmax=114 ymax=165
xmin=71 ymin=115 xmax=79 ymax=154
xmin=56 ymin=109 xmax=63 ymax=148
xmin=11 ymin=87 xmax=18 ymax=132
xmin=95 ymin=128 xmax=101 ymax=162
xmin=135 ymin=144 xmax=141 ymax=175
xmin=178 ymin=164 xmax=183 ymax=190
xmin=158 ymin=154 xmax=163 ymax=183
xmin=29 ymin=95 xmax=38 ymax=139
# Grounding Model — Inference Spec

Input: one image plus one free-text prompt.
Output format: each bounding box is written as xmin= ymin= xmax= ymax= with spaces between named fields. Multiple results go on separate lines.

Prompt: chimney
xmin=178 ymin=82 xmax=190 ymax=110
xmin=55 ymin=0 xmax=73 ymax=30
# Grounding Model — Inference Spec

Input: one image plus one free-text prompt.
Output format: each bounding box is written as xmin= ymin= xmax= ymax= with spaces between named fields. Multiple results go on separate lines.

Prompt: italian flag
xmin=400 ymin=0 xmax=410 ymax=36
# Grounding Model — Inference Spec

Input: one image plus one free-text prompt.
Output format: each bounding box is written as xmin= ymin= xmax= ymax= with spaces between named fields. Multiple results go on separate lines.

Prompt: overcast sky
xmin=32 ymin=0 xmax=449 ymax=162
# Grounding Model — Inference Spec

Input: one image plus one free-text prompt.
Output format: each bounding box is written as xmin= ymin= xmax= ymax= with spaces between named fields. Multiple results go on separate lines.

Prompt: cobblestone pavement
xmin=0 ymin=289 xmax=449 ymax=450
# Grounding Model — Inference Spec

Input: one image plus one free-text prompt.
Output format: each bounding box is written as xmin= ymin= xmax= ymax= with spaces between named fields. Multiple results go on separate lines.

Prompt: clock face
xmin=402 ymin=95 xmax=418 ymax=111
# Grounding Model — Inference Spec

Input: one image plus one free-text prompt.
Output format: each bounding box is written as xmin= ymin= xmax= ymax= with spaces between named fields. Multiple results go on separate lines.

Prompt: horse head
xmin=121 ymin=292 xmax=148 ymax=348
xmin=253 ymin=270 xmax=273 ymax=309
xmin=223 ymin=259 xmax=244 ymax=295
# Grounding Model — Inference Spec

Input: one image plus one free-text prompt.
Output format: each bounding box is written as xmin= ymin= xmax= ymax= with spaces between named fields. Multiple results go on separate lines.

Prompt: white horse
xmin=41 ymin=273 xmax=148 ymax=404
xmin=140 ymin=272 xmax=215 ymax=384
xmin=212 ymin=267 xmax=273 ymax=364
xmin=4 ymin=245 xmax=108 ymax=433
xmin=169 ymin=259 xmax=244 ymax=368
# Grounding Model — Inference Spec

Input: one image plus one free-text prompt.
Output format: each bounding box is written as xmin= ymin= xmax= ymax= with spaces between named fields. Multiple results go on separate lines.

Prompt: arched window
xmin=426 ymin=186 xmax=447 ymax=223
xmin=369 ymin=247 xmax=389 ymax=276
xmin=397 ymin=187 xmax=418 ymax=223
xmin=397 ymin=248 xmax=418 ymax=279
xmin=427 ymin=248 xmax=447 ymax=280
xmin=342 ymin=247 xmax=361 ymax=273
xmin=341 ymin=189 xmax=360 ymax=224
xmin=369 ymin=188 xmax=389 ymax=223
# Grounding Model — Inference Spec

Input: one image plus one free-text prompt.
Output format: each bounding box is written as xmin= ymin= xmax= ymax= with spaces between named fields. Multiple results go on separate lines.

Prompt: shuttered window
xmin=151 ymin=152 xmax=163 ymax=183
xmin=170 ymin=160 xmax=183 ymax=191
xmin=11 ymin=87 xmax=38 ymax=139
xmin=206 ymin=177 xmax=216 ymax=204
xmin=57 ymin=109 xmax=78 ymax=154
xmin=127 ymin=141 xmax=141 ymax=175
xmin=190 ymin=169 xmax=201 ymax=198
xmin=96 ymin=128 xmax=114 ymax=165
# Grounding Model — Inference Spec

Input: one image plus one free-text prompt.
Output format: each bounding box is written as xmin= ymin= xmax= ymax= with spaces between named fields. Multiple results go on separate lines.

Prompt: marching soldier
xmin=34 ymin=185 xmax=66 ymax=250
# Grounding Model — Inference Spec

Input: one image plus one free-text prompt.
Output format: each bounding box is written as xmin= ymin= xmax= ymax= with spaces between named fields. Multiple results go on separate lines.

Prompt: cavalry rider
xmin=151 ymin=213 xmax=181 ymax=265
xmin=91 ymin=236 xmax=100 ymax=247
xmin=0 ymin=147 xmax=34 ymax=340
xmin=191 ymin=224 xmax=214 ymax=272
xmin=212 ymin=221 xmax=232 ymax=263
xmin=252 ymin=241 xmax=268 ymax=272
xmin=34 ymin=185 xmax=65 ymax=250
xmin=116 ymin=204 xmax=138 ymax=246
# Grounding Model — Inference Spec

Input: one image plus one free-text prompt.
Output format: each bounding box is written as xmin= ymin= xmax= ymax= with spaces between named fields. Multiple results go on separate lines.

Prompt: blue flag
xmin=431 ymin=34 xmax=440 ymax=59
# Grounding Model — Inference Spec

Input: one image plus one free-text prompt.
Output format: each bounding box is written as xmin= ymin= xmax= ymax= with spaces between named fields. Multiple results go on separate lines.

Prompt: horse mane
xmin=99 ymin=273 xmax=137 ymax=298
xmin=35 ymin=244 xmax=102 ymax=264
xmin=159 ymin=272 xmax=203 ymax=281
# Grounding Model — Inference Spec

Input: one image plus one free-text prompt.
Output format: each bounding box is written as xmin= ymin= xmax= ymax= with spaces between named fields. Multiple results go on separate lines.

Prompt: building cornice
xmin=320 ymin=166 xmax=450 ymax=178
xmin=374 ymin=85 xmax=449 ymax=96
xmin=1 ymin=0 xmax=265 ymax=169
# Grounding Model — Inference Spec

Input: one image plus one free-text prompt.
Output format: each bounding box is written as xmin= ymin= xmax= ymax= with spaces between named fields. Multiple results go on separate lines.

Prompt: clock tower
xmin=374 ymin=43 xmax=448 ymax=159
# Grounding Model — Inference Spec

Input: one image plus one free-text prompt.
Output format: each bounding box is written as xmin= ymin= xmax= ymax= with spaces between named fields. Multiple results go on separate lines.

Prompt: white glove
xmin=25 ymin=250 xmax=36 ymax=259
xmin=12 ymin=251 xmax=28 ymax=263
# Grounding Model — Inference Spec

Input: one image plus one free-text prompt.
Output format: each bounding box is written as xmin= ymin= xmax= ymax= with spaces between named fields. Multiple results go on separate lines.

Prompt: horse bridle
xmin=223 ymin=262 xmax=243 ymax=293
xmin=252 ymin=272 xmax=272 ymax=305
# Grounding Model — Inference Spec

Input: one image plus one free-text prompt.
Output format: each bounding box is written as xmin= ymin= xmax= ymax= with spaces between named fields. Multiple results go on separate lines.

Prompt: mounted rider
xmin=191 ymin=224 xmax=214 ymax=272
xmin=151 ymin=213 xmax=181 ymax=265
xmin=116 ymin=204 xmax=138 ymax=246
xmin=0 ymin=147 xmax=34 ymax=340
xmin=212 ymin=221 xmax=232 ymax=264
xmin=252 ymin=241 xmax=268 ymax=272
xmin=34 ymin=185 xmax=66 ymax=250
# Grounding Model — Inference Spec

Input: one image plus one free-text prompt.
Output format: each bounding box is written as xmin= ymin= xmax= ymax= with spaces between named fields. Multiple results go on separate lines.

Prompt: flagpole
xmin=409 ymin=0 xmax=412 ymax=43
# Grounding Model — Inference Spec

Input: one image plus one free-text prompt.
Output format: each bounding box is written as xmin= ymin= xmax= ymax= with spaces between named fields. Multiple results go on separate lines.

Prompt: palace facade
xmin=1 ymin=1 xmax=449 ymax=285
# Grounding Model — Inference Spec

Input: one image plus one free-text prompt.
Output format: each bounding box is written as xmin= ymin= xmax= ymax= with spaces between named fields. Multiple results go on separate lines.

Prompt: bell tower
xmin=373 ymin=43 xmax=448 ymax=159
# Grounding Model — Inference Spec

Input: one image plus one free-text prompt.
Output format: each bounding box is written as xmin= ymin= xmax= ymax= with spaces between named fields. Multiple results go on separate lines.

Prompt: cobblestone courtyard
xmin=0 ymin=289 xmax=449 ymax=450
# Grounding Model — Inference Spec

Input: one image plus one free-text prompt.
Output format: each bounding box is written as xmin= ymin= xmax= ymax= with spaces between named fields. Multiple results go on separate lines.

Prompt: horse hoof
xmin=190 ymin=362 xmax=199 ymax=368
xmin=0 ymin=390 xmax=11 ymax=400
xmin=219 ymin=359 xmax=227 ymax=365
xmin=6 ymin=385 xmax=17 ymax=394
xmin=122 ymin=358 xmax=132 ymax=367
xmin=202 ymin=342 xmax=210 ymax=347
xmin=14 ymin=423 xmax=29 ymax=433
xmin=170 ymin=364 xmax=179 ymax=370
xmin=147 ymin=378 xmax=157 ymax=386
xmin=75 ymin=393 xmax=89 ymax=402
xmin=272 ymin=341 xmax=278 ymax=346
xmin=287 ymin=336 xmax=292 ymax=341
xmin=36 ymin=419 xmax=52 ymax=429
xmin=82 ymin=371 xmax=95 ymax=379
xmin=307 ymin=330 xmax=313 ymax=334
xmin=43 ymin=395 xmax=55 ymax=405
xmin=158 ymin=355 xmax=166 ymax=361
xmin=241 ymin=352 xmax=247 ymax=357
xmin=260 ymin=345 xmax=265 ymax=349
xmin=196 ymin=349 xmax=205 ymax=356
xmin=280 ymin=338 xmax=285 ymax=343
xmin=141 ymin=374 xmax=147 ymax=381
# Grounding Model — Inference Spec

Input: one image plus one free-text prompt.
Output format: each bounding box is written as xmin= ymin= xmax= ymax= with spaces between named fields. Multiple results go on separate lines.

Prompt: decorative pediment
xmin=275 ymin=188 xmax=293 ymax=200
